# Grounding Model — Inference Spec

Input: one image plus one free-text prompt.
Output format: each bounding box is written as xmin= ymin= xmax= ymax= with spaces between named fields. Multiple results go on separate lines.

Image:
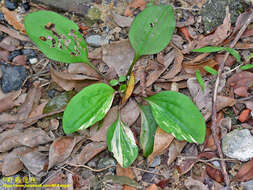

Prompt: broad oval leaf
xmin=25 ymin=11 xmax=89 ymax=63
xmin=145 ymin=91 xmax=206 ymax=144
xmin=129 ymin=5 xmax=175 ymax=57
xmin=63 ymin=83 xmax=115 ymax=134
xmin=139 ymin=105 xmax=157 ymax=157
xmin=107 ymin=118 xmax=138 ymax=168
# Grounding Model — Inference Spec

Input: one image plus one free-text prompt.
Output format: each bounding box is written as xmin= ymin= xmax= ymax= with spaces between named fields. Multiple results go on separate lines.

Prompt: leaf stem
xmin=126 ymin=54 xmax=140 ymax=77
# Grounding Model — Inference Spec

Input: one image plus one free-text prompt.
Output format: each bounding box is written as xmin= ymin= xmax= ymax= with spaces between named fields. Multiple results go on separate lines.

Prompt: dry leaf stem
xmin=211 ymin=10 xmax=253 ymax=188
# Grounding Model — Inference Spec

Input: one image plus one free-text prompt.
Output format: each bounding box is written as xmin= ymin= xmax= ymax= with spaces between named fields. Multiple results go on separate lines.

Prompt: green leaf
xmin=240 ymin=64 xmax=253 ymax=70
xmin=119 ymin=76 xmax=127 ymax=82
xmin=192 ymin=46 xmax=241 ymax=63
xmin=63 ymin=83 xmax=115 ymax=134
xmin=145 ymin=91 xmax=206 ymax=144
xmin=196 ymin=70 xmax=205 ymax=92
xmin=107 ymin=118 xmax=138 ymax=168
xmin=139 ymin=105 xmax=157 ymax=157
xmin=109 ymin=79 xmax=119 ymax=86
xmin=24 ymin=11 xmax=89 ymax=64
xmin=192 ymin=46 xmax=224 ymax=53
xmin=129 ymin=5 xmax=175 ymax=58
xmin=203 ymin=66 xmax=218 ymax=75
xmin=119 ymin=84 xmax=127 ymax=93
xmin=223 ymin=48 xmax=241 ymax=63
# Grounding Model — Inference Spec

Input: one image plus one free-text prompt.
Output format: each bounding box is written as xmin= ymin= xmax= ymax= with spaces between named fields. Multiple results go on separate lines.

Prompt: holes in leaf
xmin=149 ymin=22 xmax=154 ymax=28
xmin=40 ymin=22 xmax=85 ymax=56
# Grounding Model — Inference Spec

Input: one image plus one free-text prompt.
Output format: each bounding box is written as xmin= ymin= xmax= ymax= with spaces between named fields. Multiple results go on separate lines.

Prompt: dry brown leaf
xmin=68 ymin=62 xmax=101 ymax=78
xmin=146 ymin=184 xmax=159 ymax=190
xmin=48 ymin=136 xmax=76 ymax=170
xmin=227 ymin=71 xmax=253 ymax=97
xmin=1 ymin=7 xmax=25 ymax=33
xmin=146 ymin=50 xmax=175 ymax=87
xmin=2 ymin=147 xmax=31 ymax=176
xmin=148 ymin=127 xmax=174 ymax=165
xmin=155 ymin=81 xmax=187 ymax=90
xmin=234 ymin=42 xmax=253 ymax=49
xmin=28 ymin=101 xmax=48 ymax=118
xmin=236 ymin=158 xmax=253 ymax=182
xmin=0 ymin=96 xmax=15 ymax=113
xmin=13 ymin=55 xmax=27 ymax=66
xmin=0 ymin=50 xmax=10 ymax=61
xmin=177 ymin=144 xmax=198 ymax=175
xmin=183 ymin=59 xmax=218 ymax=74
xmin=51 ymin=67 xmax=97 ymax=91
xmin=121 ymin=98 xmax=140 ymax=127
xmin=215 ymin=54 xmax=236 ymax=67
xmin=0 ymin=24 xmax=29 ymax=41
xmin=73 ymin=142 xmax=107 ymax=165
xmin=102 ymin=40 xmax=134 ymax=76
xmin=20 ymin=150 xmax=48 ymax=177
xmin=162 ymin=48 xmax=183 ymax=79
xmin=113 ymin=13 xmax=133 ymax=27
xmin=122 ymin=72 xmax=135 ymax=105
xmin=167 ymin=139 xmax=187 ymax=166
xmin=122 ymin=186 xmax=137 ymax=190
xmin=184 ymin=7 xmax=231 ymax=53
xmin=233 ymin=9 xmax=252 ymax=35
xmin=216 ymin=96 xmax=236 ymax=111
xmin=185 ymin=177 xmax=208 ymax=190
xmin=90 ymin=106 xmax=118 ymax=142
xmin=116 ymin=164 xmax=135 ymax=179
xmin=124 ymin=0 xmax=146 ymax=17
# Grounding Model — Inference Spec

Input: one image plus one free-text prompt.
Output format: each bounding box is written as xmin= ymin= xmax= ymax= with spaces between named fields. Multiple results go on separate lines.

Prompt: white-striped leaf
xmin=107 ymin=118 xmax=138 ymax=168
xmin=145 ymin=91 xmax=206 ymax=144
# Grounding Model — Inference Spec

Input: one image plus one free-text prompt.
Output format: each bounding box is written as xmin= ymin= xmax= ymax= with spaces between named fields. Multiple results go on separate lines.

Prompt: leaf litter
xmin=0 ymin=1 xmax=253 ymax=189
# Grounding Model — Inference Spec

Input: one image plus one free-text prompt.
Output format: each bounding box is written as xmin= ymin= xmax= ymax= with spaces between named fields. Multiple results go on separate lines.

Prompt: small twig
xmin=178 ymin=156 xmax=238 ymax=162
xmin=0 ymin=108 xmax=64 ymax=126
xmin=236 ymin=95 xmax=253 ymax=102
xmin=130 ymin=167 xmax=164 ymax=177
xmin=211 ymin=9 xmax=253 ymax=188
xmin=66 ymin=163 xmax=115 ymax=172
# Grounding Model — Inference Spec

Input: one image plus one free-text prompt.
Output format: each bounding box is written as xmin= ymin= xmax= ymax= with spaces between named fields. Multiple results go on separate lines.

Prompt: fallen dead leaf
xmin=0 ymin=24 xmax=29 ymax=41
xmin=148 ymin=127 xmax=174 ymax=165
xmin=215 ymin=54 xmax=236 ymax=67
xmin=184 ymin=7 xmax=231 ymax=53
xmin=113 ymin=13 xmax=133 ymax=27
xmin=184 ymin=177 xmax=208 ymax=190
xmin=161 ymin=47 xmax=183 ymax=79
xmin=116 ymin=164 xmax=135 ymax=179
xmin=0 ymin=50 xmax=9 ymax=61
xmin=73 ymin=142 xmax=107 ymax=165
xmin=146 ymin=50 xmax=175 ymax=87
xmin=167 ymin=139 xmax=187 ymax=166
xmin=68 ymin=62 xmax=101 ymax=79
xmin=155 ymin=81 xmax=187 ymax=90
xmin=28 ymin=101 xmax=48 ymax=118
xmin=122 ymin=72 xmax=135 ymax=105
xmin=233 ymin=9 xmax=252 ymax=36
xmin=1 ymin=7 xmax=25 ymax=33
xmin=102 ymin=40 xmax=134 ymax=76
xmin=146 ymin=184 xmax=158 ymax=190
xmin=236 ymin=158 xmax=253 ymax=182
xmin=239 ymin=109 xmax=251 ymax=123
xmin=124 ymin=0 xmax=146 ymax=17
xmin=20 ymin=150 xmax=48 ymax=177
xmin=89 ymin=106 xmax=118 ymax=142
xmin=2 ymin=147 xmax=31 ymax=176
xmin=0 ymin=96 xmax=16 ymax=113
xmin=12 ymin=55 xmax=27 ymax=66
xmin=51 ymin=67 xmax=98 ymax=91
xmin=121 ymin=98 xmax=140 ymax=127
xmin=234 ymin=42 xmax=253 ymax=49
xmin=227 ymin=71 xmax=253 ymax=97
xmin=177 ymin=144 xmax=198 ymax=175
xmin=179 ymin=26 xmax=193 ymax=42
xmin=48 ymin=136 xmax=76 ymax=170
xmin=183 ymin=59 xmax=218 ymax=74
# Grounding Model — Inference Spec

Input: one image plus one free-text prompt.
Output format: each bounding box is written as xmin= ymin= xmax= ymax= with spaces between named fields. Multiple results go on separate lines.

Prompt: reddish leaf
xmin=48 ymin=136 xmax=76 ymax=170
xmin=239 ymin=109 xmax=251 ymax=123
xmin=156 ymin=179 xmax=170 ymax=189
xmin=124 ymin=0 xmax=146 ymax=17
xmin=236 ymin=159 xmax=253 ymax=182
xmin=116 ymin=164 xmax=135 ymax=179
xmin=179 ymin=26 xmax=193 ymax=42
xmin=147 ymin=184 xmax=159 ymax=190
xmin=206 ymin=165 xmax=224 ymax=183
xmin=184 ymin=59 xmax=218 ymax=74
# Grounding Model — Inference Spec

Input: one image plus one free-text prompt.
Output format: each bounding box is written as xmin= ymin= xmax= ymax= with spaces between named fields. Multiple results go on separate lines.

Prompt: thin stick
xmin=130 ymin=167 xmax=164 ymax=176
xmin=0 ymin=108 xmax=64 ymax=126
xmin=66 ymin=163 xmax=115 ymax=172
xmin=211 ymin=9 xmax=253 ymax=188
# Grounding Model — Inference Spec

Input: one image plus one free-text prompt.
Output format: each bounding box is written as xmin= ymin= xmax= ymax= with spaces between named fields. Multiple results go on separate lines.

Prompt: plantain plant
xmin=25 ymin=4 xmax=206 ymax=168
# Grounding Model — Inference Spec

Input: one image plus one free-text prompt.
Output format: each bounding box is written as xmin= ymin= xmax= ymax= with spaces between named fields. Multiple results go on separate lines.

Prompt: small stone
xmin=29 ymin=57 xmax=38 ymax=64
xmin=97 ymin=157 xmax=116 ymax=173
xmin=150 ymin=156 xmax=161 ymax=168
xmin=5 ymin=0 xmax=18 ymax=11
xmin=0 ymin=12 xmax=5 ymax=21
xmin=86 ymin=35 xmax=109 ymax=47
xmin=22 ymin=49 xmax=36 ymax=56
xmin=242 ymin=180 xmax=253 ymax=190
xmin=8 ymin=50 xmax=21 ymax=62
xmin=222 ymin=129 xmax=253 ymax=161
xmin=48 ymin=89 xmax=57 ymax=98
xmin=1 ymin=64 xmax=27 ymax=93
xmin=50 ymin=118 xmax=59 ymax=130
xmin=142 ymin=169 xmax=156 ymax=183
